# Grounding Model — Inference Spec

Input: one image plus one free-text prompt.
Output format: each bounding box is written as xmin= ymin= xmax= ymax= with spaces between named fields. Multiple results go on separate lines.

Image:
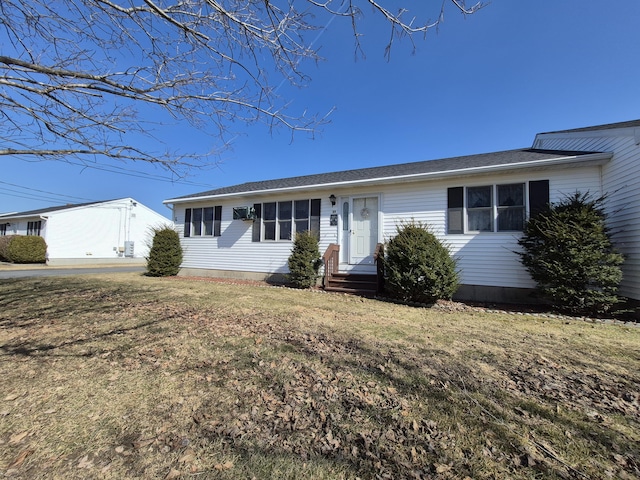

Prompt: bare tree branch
xmin=0 ymin=0 xmax=486 ymax=177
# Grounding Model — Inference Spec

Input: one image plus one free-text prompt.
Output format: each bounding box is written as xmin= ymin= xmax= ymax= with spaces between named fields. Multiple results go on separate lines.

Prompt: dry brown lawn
xmin=0 ymin=273 xmax=638 ymax=479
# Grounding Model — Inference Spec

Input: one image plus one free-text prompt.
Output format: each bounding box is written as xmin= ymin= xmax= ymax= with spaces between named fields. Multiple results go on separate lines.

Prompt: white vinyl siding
xmin=175 ymin=161 xmax=606 ymax=291
xmin=177 ymin=197 xmax=331 ymax=275
xmin=381 ymin=167 xmax=602 ymax=289
xmin=534 ymin=129 xmax=640 ymax=300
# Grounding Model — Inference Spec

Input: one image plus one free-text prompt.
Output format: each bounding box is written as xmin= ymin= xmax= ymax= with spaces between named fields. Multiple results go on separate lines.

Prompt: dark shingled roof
xmin=172 ymin=148 xmax=603 ymax=200
xmin=0 ymin=200 xmax=116 ymax=219
xmin=543 ymin=119 xmax=640 ymax=134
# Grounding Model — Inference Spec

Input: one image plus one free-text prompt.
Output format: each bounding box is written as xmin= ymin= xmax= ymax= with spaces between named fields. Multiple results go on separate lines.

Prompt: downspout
xmin=39 ymin=215 xmax=48 ymax=237
xmin=164 ymin=203 xmax=175 ymax=225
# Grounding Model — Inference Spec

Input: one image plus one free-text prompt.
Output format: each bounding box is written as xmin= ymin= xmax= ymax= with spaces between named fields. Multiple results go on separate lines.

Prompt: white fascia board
xmin=164 ymin=152 xmax=612 ymax=205
xmin=0 ymin=213 xmax=46 ymax=221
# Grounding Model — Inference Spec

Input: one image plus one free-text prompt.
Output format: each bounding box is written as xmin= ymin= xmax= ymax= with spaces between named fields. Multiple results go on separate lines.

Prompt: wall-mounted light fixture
xmin=329 ymin=194 xmax=336 ymax=206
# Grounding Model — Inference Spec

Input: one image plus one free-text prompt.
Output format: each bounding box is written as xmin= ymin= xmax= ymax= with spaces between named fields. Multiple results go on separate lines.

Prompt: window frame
xmin=27 ymin=220 xmax=42 ymax=236
xmin=496 ymin=183 xmax=525 ymax=232
xmin=447 ymin=181 xmax=546 ymax=234
xmin=183 ymin=206 xmax=222 ymax=238
xmin=466 ymin=185 xmax=494 ymax=233
xmin=252 ymin=198 xmax=321 ymax=242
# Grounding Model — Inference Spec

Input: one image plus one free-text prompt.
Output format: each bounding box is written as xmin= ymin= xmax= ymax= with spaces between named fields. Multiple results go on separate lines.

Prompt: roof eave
xmin=163 ymin=152 xmax=612 ymax=205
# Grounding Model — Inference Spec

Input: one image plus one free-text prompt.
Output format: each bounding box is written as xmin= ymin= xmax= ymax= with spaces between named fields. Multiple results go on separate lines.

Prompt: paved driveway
xmin=0 ymin=265 xmax=145 ymax=279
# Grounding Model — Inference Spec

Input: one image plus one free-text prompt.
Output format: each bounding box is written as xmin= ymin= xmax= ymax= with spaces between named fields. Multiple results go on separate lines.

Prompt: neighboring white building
xmin=163 ymin=120 xmax=640 ymax=303
xmin=0 ymin=198 xmax=172 ymax=265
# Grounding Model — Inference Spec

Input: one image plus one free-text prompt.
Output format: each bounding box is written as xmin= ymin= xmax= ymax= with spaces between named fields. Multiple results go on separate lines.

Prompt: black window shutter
xmin=529 ymin=180 xmax=550 ymax=218
xmin=252 ymin=203 xmax=262 ymax=242
xmin=213 ymin=205 xmax=222 ymax=237
xmin=184 ymin=208 xmax=192 ymax=237
xmin=447 ymin=187 xmax=463 ymax=209
xmin=447 ymin=187 xmax=464 ymax=234
xmin=310 ymin=199 xmax=321 ymax=238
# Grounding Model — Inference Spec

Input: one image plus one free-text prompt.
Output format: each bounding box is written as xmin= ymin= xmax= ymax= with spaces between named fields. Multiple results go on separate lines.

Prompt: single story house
xmin=164 ymin=120 xmax=640 ymax=303
xmin=0 ymin=198 xmax=172 ymax=265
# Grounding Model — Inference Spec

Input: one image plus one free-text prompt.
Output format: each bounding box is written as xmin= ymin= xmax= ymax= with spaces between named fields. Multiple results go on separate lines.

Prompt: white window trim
xmin=450 ymin=183 xmax=527 ymax=234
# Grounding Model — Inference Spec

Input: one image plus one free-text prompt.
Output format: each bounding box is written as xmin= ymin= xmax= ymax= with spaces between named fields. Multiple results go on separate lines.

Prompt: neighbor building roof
xmin=165 ymin=148 xmax=610 ymax=203
xmin=542 ymin=119 xmax=640 ymax=134
xmin=0 ymin=199 xmax=121 ymax=219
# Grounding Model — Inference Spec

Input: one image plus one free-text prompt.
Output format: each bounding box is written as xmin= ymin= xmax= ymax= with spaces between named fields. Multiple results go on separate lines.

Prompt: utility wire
xmin=0 ymin=180 xmax=96 ymax=202
xmin=62 ymin=159 xmax=214 ymax=187
xmin=0 ymin=190 xmax=82 ymax=204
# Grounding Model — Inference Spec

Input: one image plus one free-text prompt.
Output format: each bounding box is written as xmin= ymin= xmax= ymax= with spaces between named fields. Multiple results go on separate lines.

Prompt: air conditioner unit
xmin=233 ymin=206 xmax=256 ymax=221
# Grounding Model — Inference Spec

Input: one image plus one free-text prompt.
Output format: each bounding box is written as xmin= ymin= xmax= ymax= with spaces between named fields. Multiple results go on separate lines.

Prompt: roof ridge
xmin=169 ymin=148 xmax=604 ymax=202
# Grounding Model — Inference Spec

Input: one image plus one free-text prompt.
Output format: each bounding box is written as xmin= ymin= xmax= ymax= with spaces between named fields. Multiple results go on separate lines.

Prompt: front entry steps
xmin=324 ymin=272 xmax=378 ymax=297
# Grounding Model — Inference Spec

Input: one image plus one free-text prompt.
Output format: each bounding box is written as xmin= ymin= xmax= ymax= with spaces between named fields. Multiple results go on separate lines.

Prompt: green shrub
xmin=5 ymin=235 xmax=47 ymax=263
xmin=146 ymin=227 xmax=183 ymax=277
xmin=0 ymin=235 xmax=14 ymax=262
xmin=382 ymin=221 xmax=458 ymax=304
xmin=517 ymin=192 xmax=624 ymax=315
xmin=287 ymin=230 xmax=322 ymax=288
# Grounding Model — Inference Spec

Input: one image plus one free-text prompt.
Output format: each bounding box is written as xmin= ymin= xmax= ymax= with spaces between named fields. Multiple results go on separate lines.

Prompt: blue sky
xmin=3 ymin=1 xmax=640 ymax=217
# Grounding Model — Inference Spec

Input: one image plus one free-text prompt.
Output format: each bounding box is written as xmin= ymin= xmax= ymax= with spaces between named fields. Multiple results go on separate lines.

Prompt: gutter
xmin=163 ymin=151 xmax=612 ymax=205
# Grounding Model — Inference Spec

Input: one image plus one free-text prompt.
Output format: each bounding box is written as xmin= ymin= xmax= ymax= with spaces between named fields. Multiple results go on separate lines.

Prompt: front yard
xmin=0 ymin=273 xmax=638 ymax=479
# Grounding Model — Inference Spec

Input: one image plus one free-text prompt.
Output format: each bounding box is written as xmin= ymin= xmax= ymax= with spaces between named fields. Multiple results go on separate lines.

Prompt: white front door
xmin=349 ymin=196 xmax=379 ymax=265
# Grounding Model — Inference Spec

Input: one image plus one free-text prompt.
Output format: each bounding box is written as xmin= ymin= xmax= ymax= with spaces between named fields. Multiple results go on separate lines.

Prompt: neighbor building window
xmin=184 ymin=206 xmax=222 ymax=237
xmin=447 ymin=180 xmax=548 ymax=234
xmin=27 ymin=220 xmax=42 ymax=236
xmin=252 ymin=198 xmax=321 ymax=242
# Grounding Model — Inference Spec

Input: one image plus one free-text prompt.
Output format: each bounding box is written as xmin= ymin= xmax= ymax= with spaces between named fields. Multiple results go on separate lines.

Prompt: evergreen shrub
xmin=287 ymin=230 xmax=322 ymax=288
xmin=0 ymin=235 xmax=14 ymax=262
xmin=5 ymin=235 xmax=47 ymax=263
xmin=517 ymin=192 xmax=624 ymax=315
xmin=146 ymin=227 xmax=183 ymax=277
xmin=383 ymin=221 xmax=458 ymax=304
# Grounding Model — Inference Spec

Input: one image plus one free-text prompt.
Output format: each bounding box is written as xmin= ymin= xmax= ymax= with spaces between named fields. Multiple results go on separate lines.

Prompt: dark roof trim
xmin=541 ymin=119 xmax=640 ymax=134
xmin=165 ymin=149 xmax=610 ymax=204
xmin=0 ymin=198 xmax=127 ymax=220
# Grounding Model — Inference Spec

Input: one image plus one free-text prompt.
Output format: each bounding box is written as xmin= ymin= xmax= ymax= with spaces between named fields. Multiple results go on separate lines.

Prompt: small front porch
xmin=322 ymin=243 xmax=384 ymax=297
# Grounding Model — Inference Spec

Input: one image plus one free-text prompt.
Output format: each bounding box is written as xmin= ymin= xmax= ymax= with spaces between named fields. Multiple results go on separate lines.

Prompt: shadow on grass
xmin=0 ymin=318 xmax=167 ymax=358
xmin=0 ymin=276 xmax=158 ymax=329
xmin=0 ymin=276 xmax=172 ymax=359
xmin=210 ymin=326 xmax=640 ymax=479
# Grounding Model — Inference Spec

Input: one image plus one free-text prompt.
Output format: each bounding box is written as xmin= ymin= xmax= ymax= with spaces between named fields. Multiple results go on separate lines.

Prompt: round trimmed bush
xmin=383 ymin=222 xmax=458 ymax=304
xmin=517 ymin=192 xmax=624 ymax=315
xmin=4 ymin=235 xmax=47 ymax=263
xmin=146 ymin=227 xmax=183 ymax=277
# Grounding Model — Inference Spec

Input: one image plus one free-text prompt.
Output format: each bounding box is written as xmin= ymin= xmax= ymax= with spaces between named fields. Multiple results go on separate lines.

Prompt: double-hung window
xmin=184 ymin=206 xmax=222 ymax=237
xmin=252 ymin=198 xmax=320 ymax=242
xmin=467 ymin=185 xmax=494 ymax=232
xmin=447 ymin=180 xmax=548 ymax=234
xmin=27 ymin=220 xmax=42 ymax=236
xmin=497 ymin=183 xmax=525 ymax=231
